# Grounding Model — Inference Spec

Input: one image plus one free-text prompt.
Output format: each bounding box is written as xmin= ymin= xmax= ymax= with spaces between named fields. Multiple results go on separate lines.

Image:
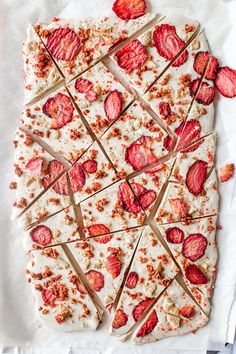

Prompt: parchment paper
xmin=0 ymin=0 xmax=235 ymax=351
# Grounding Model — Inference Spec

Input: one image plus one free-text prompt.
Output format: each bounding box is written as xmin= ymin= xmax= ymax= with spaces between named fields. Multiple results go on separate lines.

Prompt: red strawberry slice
xmin=185 ymin=264 xmax=208 ymax=285
xmin=69 ymin=163 xmax=86 ymax=192
xmin=165 ymin=227 xmax=184 ymax=244
xmin=94 ymin=234 xmax=113 ymax=244
xmin=182 ymin=233 xmax=207 ymax=261
xmin=25 ymin=157 xmax=44 ymax=178
xmin=42 ymin=93 xmax=74 ymax=129
xmin=82 ymin=160 xmax=98 ymax=174
xmin=126 ymin=271 xmax=139 ymax=289
xmin=181 ymin=138 xmax=203 ymax=153
xmin=85 ymin=270 xmax=104 ymax=292
xmin=186 ymin=160 xmax=208 ymax=196
xmin=159 ymin=102 xmax=171 ymax=118
xmin=30 ymin=225 xmax=53 ymax=246
xmin=175 ymin=120 xmax=201 ymax=151
xmin=169 ymin=198 xmax=189 ymax=220
xmin=179 ymin=305 xmax=196 ymax=318
xmin=75 ymin=78 xmax=93 ymax=93
xmin=106 ymin=254 xmax=121 ymax=279
xmin=136 ymin=310 xmax=158 ymax=337
xmin=87 ymin=224 xmax=111 ymax=237
xmin=145 ymin=163 xmax=165 ymax=175
xmin=190 ymin=78 xmax=215 ymax=105
xmin=125 ymin=135 xmax=158 ymax=171
xmin=46 ymin=28 xmax=81 ymax=61
xmin=112 ymin=308 xmax=128 ymax=329
xmin=42 ymin=288 xmax=57 ymax=305
xmin=215 ymin=66 xmax=236 ymax=98
xmin=85 ymin=90 xmax=97 ymax=102
xmin=132 ymin=298 xmax=155 ymax=322
xmin=163 ymin=135 xmax=174 ymax=151
xmin=193 ymin=52 xmax=219 ymax=80
xmin=118 ymin=182 xmax=142 ymax=214
xmin=112 ymin=0 xmax=146 ymax=20
xmin=219 ymin=163 xmax=235 ymax=182
xmin=104 ymin=90 xmax=122 ymax=122
xmin=153 ymin=24 xmax=188 ymax=67
xmin=42 ymin=159 xmax=65 ymax=189
xmin=131 ymin=182 xmax=156 ymax=210
xmin=114 ymin=39 xmax=148 ymax=74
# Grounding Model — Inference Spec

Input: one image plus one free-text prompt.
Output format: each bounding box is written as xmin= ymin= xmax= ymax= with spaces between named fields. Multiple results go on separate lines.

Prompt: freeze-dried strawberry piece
xmin=114 ymin=39 xmax=148 ymax=74
xmin=159 ymin=102 xmax=171 ymax=118
xmin=219 ymin=163 xmax=235 ymax=182
xmin=85 ymin=270 xmax=104 ymax=292
xmin=181 ymin=138 xmax=203 ymax=153
xmin=186 ymin=160 xmax=208 ymax=196
xmin=94 ymin=234 xmax=113 ymax=244
xmin=75 ymin=78 xmax=93 ymax=93
xmin=132 ymin=298 xmax=155 ymax=322
xmin=46 ymin=28 xmax=81 ymax=61
xmin=82 ymin=160 xmax=98 ymax=174
xmin=190 ymin=78 xmax=215 ymax=105
xmin=145 ymin=163 xmax=165 ymax=175
xmin=126 ymin=271 xmax=139 ymax=289
xmin=131 ymin=182 xmax=157 ymax=210
xmin=185 ymin=264 xmax=208 ymax=285
xmin=69 ymin=163 xmax=86 ymax=192
xmin=104 ymin=90 xmax=122 ymax=122
xmin=106 ymin=254 xmax=121 ymax=279
xmin=169 ymin=198 xmax=189 ymax=220
xmin=87 ymin=224 xmax=111 ymax=237
xmin=112 ymin=0 xmax=146 ymax=20
xmin=215 ymin=66 xmax=236 ymax=98
xmin=163 ymin=135 xmax=174 ymax=151
xmin=179 ymin=305 xmax=196 ymax=318
xmin=153 ymin=24 xmax=188 ymax=67
xmin=136 ymin=310 xmax=158 ymax=337
xmin=30 ymin=225 xmax=53 ymax=246
xmin=182 ymin=233 xmax=207 ymax=261
xmin=76 ymin=280 xmax=87 ymax=295
xmin=166 ymin=227 xmax=184 ymax=244
xmin=125 ymin=135 xmax=158 ymax=171
xmin=112 ymin=308 xmax=128 ymax=329
xmin=42 ymin=93 xmax=74 ymax=129
xmin=42 ymin=159 xmax=65 ymax=190
xmin=42 ymin=288 xmax=57 ymax=305
xmin=175 ymin=120 xmax=201 ymax=151
xmin=25 ymin=157 xmax=44 ymax=178
xmin=193 ymin=52 xmax=219 ymax=80
xmin=85 ymin=90 xmax=97 ymax=102
xmin=118 ymin=182 xmax=142 ymax=214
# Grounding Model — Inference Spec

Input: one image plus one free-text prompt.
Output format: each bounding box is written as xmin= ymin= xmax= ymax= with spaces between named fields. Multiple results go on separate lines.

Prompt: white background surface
xmin=0 ymin=0 xmax=235 ymax=352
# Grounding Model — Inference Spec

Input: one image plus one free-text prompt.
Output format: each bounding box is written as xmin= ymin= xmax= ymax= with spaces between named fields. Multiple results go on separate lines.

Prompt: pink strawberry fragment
xmin=219 ymin=163 xmax=234 ymax=182
xmin=112 ymin=0 xmax=146 ymax=20
xmin=25 ymin=157 xmax=44 ymax=178
xmin=42 ymin=93 xmax=74 ymax=129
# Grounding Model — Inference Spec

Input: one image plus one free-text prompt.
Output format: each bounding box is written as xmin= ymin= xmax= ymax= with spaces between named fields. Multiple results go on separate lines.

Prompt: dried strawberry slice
xmin=30 ymin=225 xmax=53 ymax=246
xmin=114 ymin=39 xmax=148 ymax=74
xmin=85 ymin=270 xmax=104 ymax=292
xmin=182 ymin=233 xmax=207 ymax=261
xmin=46 ymin=27 xmax=81 ymax=61
xmin=153 ymin=24 xmax=188 ymax=67
xmin=118 ymin=182 xmax=142 ymax=214
xmin=126 ymin=271 xmax=139 ymax=289
xmin=42 ymin=93 xmax=74 ymax=129
xmin=185 ymin=264 xmax=208 ymax=285
xmin=136 ymin=310 xmax=158 ymax=337
xmin=125 ymin=135 xmax=158 ymax=171
xmin=75 ymin=280 xmax=87 ymax=295
xmin=112 ymin=308 xmax=128 ymax=329
xmin=159 ymin=102 xmax=171 ymax=118
xmin=215 ymin=66 xmax=236 ymax=98
xmin=82 ymin=160 xmax=98 ymax=174
xmin=175 ymin=120 xmax=201 ymax=151
xmin=75 ymin=78 xmax=93 ymax=93
xmin=219 ymin=163 xmax=235 ymax=182
xmin=94 ymin=234 xmax=113 ymax=244
xmin=181 ymin=138 xmax=203 ymax=153
xmin=190 ymin=78 xmax=215 ymax=105
xmin=112 ymin=0 xmax=146 ymax=20
xmin=85 ymin=90 xmax=97 ymax=102
xmin=87 ymin=224 xmax=111 ymax=237
xmin=186 ymin=160 xmax=208 ymax=196
xmin=169 ymin=198 xmax=189 ymax=220
xmin=193 ymin=52 xmax=219 ymax=80
xmin=69 ymin=163 xmax=86 ymax=192
xmin=179 ymin=305 xmax=196 ymax=318
xmin=165 ymin=227 xmax=184 ymax=244
xmin=106 ymin=254 xmax=121 ymax=279
xmin=42 ymin=159 xmax=65 ymax=189
xmin=132 ymin=298 xmax=155 ymax=322
xmin=104 ymin=90 xmax=122 ymax=122
xmin=163 ymin=135 xmax=174 ymax=151
xmin=131 ymin=182 xmax=156 ymax=210
xmin=25 ymin=157 xmax=44 ymax=178
xmin=42 ymin=288 xmax=57 ymax=305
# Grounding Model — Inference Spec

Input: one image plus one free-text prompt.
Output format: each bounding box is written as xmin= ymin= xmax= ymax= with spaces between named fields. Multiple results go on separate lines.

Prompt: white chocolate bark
xmin=23 ymin=25 xmax=62 ymax=105
xmin=100 ymin=101 xmax=169 ymax=177
xmin=21 ymin=86 xmax=93 ymax=163
xmin=68 ymin=227 xmax=143 ymax=310
xmin=26 ymin=246 xmax=101 ymax=331
xmin=109 ymin=226 xmax=178 ymax=337
xmin=36 ymin=14 xmax=155 ymax=81
xmin=67 ymin=62 xmax=134 ymax=137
